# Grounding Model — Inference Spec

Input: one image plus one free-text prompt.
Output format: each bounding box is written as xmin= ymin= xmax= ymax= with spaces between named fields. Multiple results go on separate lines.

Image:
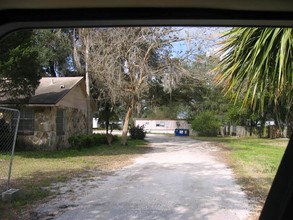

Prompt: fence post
xmin=7 ymin=109 xmax=20 ymax=189
xmin=0 ymin=107 xmax=20 ymax=196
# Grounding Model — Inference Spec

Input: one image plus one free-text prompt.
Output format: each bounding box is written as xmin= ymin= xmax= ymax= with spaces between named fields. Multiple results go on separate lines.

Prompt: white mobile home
xmin=134 ymin=118 xmax=189 ymax=134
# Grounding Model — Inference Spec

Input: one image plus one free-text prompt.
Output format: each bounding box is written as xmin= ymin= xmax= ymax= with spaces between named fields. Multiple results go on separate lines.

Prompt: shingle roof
xmin=0 ymin=77 xmax=84 ymax=105
xmin=28 ymin=77 xmax=84 ymax=104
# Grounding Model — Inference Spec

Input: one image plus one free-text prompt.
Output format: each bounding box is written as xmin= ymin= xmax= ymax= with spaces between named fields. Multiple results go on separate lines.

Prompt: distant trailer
xmin=93 ymin=118 xmax=99 ymax=128
xmin=134 ymin=118 xmax=189 ymax=134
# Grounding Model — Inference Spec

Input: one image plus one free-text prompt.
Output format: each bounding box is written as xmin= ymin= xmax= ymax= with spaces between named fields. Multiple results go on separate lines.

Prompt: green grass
xmin=193 ymin=136 xmax=288 ymax=205
xmin=0 ymin=138 xmax=149 ymax=219
xmin=207 ymin=137 xmax=287 ymax=176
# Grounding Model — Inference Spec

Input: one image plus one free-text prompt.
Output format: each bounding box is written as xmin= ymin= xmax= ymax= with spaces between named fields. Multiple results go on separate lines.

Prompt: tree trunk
xmin=105 ymin=120 xmax=109 ymax=135
xmin=49 ymin=61 xmax=57 ymax=77
xmin=121 ymin=105 xmax=132 ymax=146
xmin=250 ymin=119 xmax=253 ymax=136
xmin=104 ymin=103 xmax=111 ymax=135
xmin=84 ymin=32 xmax=92 ymax=135
xmin=121 ymin=96 xmax=137 ymax=146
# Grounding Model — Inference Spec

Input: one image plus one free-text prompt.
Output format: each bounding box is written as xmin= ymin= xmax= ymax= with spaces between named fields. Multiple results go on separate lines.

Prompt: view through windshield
xmin=0 ymin=27 xmax=291 ymax=219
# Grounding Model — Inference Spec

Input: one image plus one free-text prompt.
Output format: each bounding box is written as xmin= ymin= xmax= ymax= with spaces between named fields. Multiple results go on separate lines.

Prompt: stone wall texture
xmin=16 ymin=82 xmax=93 ymax=151
xmin=17 ymin=106 xmax=87 ymax=150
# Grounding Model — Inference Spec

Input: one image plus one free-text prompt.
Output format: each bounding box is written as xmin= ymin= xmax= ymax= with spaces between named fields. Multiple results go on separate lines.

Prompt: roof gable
xmin=0 ymin=76 xmax=87 ymax=105
xmin=28 ymin=77 xmax=84 ymax=104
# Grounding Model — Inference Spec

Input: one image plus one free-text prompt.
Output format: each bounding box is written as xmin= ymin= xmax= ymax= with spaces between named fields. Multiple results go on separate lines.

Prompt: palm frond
xmin=215 ymin=27 xmax=293 ymax=113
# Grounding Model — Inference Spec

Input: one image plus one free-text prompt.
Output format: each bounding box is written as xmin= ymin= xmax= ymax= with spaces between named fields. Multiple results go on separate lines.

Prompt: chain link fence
xmin=0 ymin=107 xmax=20 ymax=194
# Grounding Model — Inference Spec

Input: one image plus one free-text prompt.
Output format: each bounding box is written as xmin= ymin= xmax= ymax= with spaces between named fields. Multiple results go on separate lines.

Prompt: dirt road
xmin=34 ymin=134 xmax=251 ymax=220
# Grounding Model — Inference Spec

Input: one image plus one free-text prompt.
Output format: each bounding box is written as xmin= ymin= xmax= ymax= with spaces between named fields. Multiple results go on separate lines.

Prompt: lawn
xmin=193 ymin=136 xmax=288 ymax=209
xmin=0 ymin=138 xmax=150 ymax=219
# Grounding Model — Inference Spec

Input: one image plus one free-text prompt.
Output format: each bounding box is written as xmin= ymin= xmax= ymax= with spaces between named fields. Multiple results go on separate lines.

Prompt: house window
xmin=56 ymin=109 xmax=65 ymax=135
xmin=18 ymin=108 xmax=34 ymax=135
xmin=156 ymin=121 xmax=165 ymax=127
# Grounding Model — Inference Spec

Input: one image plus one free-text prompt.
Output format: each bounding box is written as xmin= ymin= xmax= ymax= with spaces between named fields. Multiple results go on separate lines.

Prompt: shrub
xmin=68 ymin=133 xmax=118 ymax=149
xmin=68 ymin=135 xmax=83 ymax=150
xmin=14 ymin=137 xmax=29 ymax=151
xmin=191 ymin=111 xmax=221 ymax=137
xmin=129 ymin=125 xmax=146 ymax=140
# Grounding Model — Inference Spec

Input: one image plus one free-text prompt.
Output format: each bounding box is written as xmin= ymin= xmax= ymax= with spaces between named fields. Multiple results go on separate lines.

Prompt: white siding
xmin=135 ymin=119 xmax=189 ymax=134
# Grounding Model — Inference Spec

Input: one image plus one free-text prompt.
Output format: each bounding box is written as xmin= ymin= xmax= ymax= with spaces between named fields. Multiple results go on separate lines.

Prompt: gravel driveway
xmin=34 ymin=134 xmax=251 ymax=220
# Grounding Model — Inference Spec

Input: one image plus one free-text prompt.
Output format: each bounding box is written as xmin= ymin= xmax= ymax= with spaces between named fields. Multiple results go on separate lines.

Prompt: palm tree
xmin=215 ymin=28 xmax=293 ymax=135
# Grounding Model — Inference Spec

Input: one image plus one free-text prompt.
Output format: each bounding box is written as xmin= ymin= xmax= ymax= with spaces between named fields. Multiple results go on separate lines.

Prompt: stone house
xmin=134 ymin=118 xmax=189 ymax=134
xmin=0 ymin=77 xmax=95 ymax=150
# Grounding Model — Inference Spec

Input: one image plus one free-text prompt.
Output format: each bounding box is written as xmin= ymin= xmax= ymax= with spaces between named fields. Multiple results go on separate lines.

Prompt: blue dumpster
xmin=175 ymin=129 xmax=189 ymax=136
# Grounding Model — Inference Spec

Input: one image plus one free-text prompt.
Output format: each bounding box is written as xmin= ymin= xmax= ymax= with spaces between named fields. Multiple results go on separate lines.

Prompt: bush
xmin=129 ymin=125 xmax=146 ymax=140
xmin=191 ymin=111 xmax=221 ymax=137
xmin=15 ymin=138 xmax=27 ymax=151
xmin=68 ymin=133 xmax=118 ymax=150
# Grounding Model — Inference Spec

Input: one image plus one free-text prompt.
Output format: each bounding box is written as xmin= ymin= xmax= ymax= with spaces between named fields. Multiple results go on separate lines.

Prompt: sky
xmin=171 ymin=27 xmax=230 ymax=59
